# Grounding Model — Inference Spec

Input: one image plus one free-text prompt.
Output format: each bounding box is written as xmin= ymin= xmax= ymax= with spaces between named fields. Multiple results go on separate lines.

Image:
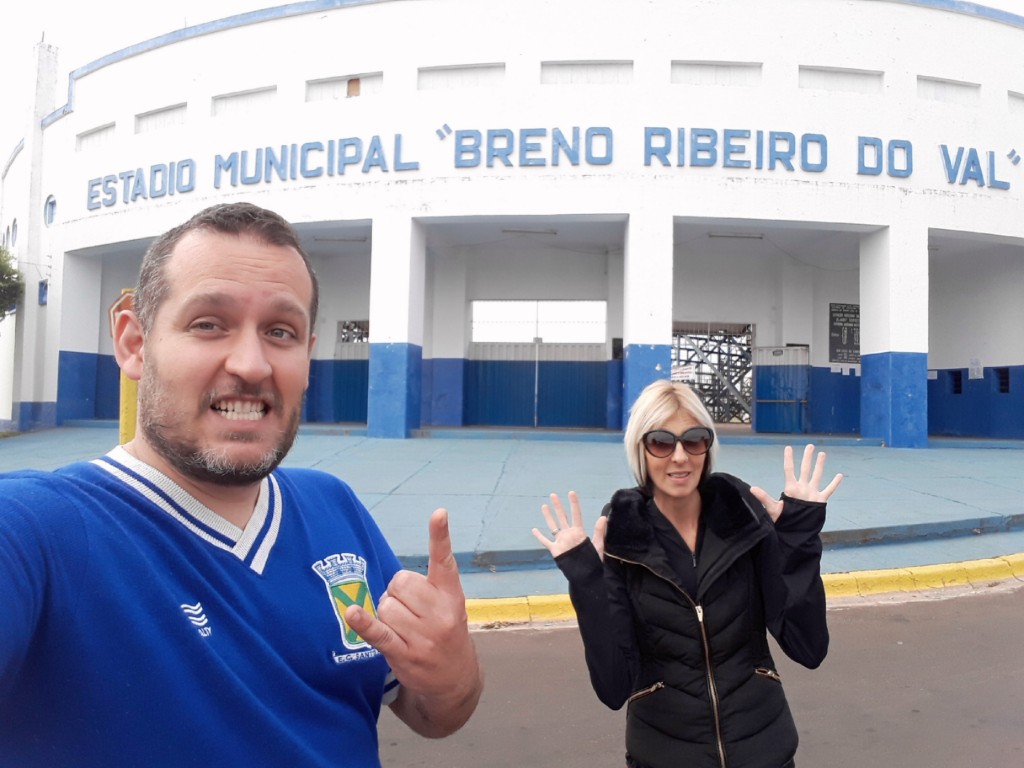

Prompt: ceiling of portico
xmin=69 ymin=215 xmax=1022 ymax=268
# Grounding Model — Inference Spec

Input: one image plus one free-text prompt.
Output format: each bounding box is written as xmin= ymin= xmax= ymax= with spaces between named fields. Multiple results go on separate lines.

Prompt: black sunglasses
xmin=642 ymin=427 xmax=714 ymax=458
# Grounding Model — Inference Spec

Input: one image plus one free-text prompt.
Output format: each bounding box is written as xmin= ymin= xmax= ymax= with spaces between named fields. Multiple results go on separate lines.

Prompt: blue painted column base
xmin=427 ymin=358 xmax=466 ymax=426
xmin=622 ymin=345 xmax=672 ymax=425
xmin=3 ymin=402 xmax=59 ymax=433
xmin=861 ymin=351 xmax=928 ymax=448
xmin=368 ymin=343 xmax=422 ymax=438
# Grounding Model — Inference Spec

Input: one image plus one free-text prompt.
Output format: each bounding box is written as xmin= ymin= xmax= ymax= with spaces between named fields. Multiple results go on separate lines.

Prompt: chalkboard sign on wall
xmin=829 ymin=303 xmax=860 ymax=364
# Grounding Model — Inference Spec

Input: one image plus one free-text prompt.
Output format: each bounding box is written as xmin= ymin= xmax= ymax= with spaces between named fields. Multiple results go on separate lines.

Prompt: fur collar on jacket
xmin=603 ymin=472 xmax=772 ymax=568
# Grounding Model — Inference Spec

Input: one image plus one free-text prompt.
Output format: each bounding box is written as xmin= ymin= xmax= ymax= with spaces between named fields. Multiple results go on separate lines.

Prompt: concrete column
xmin=622 ymin=209 xmax=673 ymax=423
xmin=606 ymin=248 xmax=624 ymax=429
xmin=11 ymin=42 xmax=59 ymax=430
xmin=367 ymin=213 xmax=425 ymax=437
xmin=859 ymin=224 xmax=929 ymax=447
xmin=780 ymin=257 xmax=813 ymax=346
xmin=427 ymin=250 xmax=468 ymax=426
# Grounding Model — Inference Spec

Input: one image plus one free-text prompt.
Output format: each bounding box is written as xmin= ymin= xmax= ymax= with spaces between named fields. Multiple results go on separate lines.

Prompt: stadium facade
xmin=2 ymin=0 xmax=1024 ymax=445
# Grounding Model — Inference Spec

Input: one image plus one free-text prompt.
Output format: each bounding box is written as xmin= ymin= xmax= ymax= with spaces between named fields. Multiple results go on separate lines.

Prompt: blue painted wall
xmin=9 ymin=402 xmax=58 ymax=431
xmin=367 ymin=343 xmax=422 ymax=437
xmin=753 ymin=363 xmax=809 ymax=433
xmin=538 ymin=361 xmax=608 ymax=427
xmin=808 ymin=367 xmax=860 ymax=434
xmin=928 ymin=365 xmax=1024 ymax=438
xmin=59 ymin=351 xmax=371 ymax=425
xmin=463 ymin=360 xmax=609 ymax=427
xmin=427 ymin=358 xmax=466 ymax=426
xmin=463 ymin=360 xmax=537 ymax=426
xmin=53 ymin=351 xmax=1021 ymax=439
xmin=56 ymin=351 xmax=120 ymax=422
xmin=305 ymin=359 xmax=369 ymax=423
xmin=861 ymin=351 xmax=928 ymax=448
xmin=606 ymin=360 xmax=623 ymax=430
xmin=57 ymin=350 xmax=99 ymax=421
xmin=96 ymin=356 xmax=121 ymax=419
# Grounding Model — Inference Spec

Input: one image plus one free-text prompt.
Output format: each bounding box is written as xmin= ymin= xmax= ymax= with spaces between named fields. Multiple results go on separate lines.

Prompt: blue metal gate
xmin=752 ymin=345 xmax=809 ymax=433
xmin=465 ymin=342 xmax=607 ymax=428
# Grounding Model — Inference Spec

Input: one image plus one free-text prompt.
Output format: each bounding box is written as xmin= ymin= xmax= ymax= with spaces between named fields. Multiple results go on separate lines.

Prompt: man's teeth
xmin=214 ymin=401 xmax=266 ymax=420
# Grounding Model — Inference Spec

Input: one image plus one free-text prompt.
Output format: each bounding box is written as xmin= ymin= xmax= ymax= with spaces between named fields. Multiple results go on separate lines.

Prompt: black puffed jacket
xmin=554 ymin=473 xmax=829 ymax=768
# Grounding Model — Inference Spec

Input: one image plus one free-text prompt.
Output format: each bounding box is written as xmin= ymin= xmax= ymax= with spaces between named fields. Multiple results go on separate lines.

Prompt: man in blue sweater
xmin=0 ymin=202 xmax=483 ymax=766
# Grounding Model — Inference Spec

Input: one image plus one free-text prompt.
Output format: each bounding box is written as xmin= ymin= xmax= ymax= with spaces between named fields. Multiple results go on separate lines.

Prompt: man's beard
xmin=138 ymin=366 xmax=300 ymax=487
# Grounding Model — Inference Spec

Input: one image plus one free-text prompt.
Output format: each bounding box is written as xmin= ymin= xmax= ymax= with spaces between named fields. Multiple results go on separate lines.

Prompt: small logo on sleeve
xmin=312 ymin=554 xmax=378 ymax=651
xmin=181 ymin=602 xmax=212 ymax=637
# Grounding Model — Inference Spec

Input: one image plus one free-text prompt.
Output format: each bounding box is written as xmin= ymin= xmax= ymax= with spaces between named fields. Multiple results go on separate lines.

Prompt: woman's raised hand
xmin=750 ymin=444 xmax=843 ymax=523
xmin=531 ymin=490 xmax=607 ymax=560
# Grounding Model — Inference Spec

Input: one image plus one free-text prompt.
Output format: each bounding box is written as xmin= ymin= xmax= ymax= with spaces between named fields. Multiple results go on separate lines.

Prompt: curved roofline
xmin=29 ymin=0 xmax=1024 ymax=135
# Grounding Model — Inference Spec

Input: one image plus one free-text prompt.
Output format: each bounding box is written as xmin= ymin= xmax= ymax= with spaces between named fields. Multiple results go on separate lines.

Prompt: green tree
xmin=0 ymin=245 xmax=25 ymax=323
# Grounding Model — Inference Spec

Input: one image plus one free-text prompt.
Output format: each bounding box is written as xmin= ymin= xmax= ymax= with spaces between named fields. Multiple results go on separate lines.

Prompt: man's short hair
xmin=134 ymin=202 xmax=320 ymax=334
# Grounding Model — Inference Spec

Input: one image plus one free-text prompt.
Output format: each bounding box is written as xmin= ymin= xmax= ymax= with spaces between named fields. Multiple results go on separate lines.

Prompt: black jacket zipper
xmin=608 ymin=553 xmax=728 ymax=768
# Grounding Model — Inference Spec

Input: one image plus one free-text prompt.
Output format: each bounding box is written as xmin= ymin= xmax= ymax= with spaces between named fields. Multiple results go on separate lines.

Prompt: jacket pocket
xmin=626 ymin=681 xmax=665 ymax=703
xmin=754 ymin=666 xmax=782 ymax=683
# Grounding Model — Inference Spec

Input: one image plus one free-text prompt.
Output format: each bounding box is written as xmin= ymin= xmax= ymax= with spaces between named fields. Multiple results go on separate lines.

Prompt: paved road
xmin=378 ymin=584 xmax=1024 ymax=767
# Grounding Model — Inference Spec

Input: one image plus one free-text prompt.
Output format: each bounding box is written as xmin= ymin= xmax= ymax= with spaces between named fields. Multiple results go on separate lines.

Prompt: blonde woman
xmin=533 ymin=380 xmax=842 ymax=768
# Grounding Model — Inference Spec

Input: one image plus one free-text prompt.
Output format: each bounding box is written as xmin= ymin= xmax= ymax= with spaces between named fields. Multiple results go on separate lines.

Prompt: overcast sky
xmin=0 ymin=0 xmax=262 ymax=158
xmin=4 ymin=0 xmax=1024 ymax=167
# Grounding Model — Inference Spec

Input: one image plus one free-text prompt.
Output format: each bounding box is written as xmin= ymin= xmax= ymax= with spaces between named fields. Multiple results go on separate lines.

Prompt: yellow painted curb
xmin=466 ymin=552 xmax=1024 ymax=626
xmin=526 ymin=594 xmax=577 ymax=623
xmin=465 ymin=597 xmax=531 ymax=626
xmin=1002 ymin=552 xmax=1024 ymax=578
xmin=465 ymin=594 xmax=580 ymax=626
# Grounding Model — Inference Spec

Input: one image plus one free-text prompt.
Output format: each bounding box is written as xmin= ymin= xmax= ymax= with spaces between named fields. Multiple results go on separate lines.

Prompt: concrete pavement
xmin=3 ymin=422 xmax=1024 ymax=620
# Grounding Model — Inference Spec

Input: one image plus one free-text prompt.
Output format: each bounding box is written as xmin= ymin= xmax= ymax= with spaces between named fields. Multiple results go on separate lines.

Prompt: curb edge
xmin=465 ymin=552 xmax=1024 ymax=627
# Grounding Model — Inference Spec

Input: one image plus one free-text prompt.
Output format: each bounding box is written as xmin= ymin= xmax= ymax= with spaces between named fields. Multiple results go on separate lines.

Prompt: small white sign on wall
xmin=969 ymin=358 xmax=984 ymax=379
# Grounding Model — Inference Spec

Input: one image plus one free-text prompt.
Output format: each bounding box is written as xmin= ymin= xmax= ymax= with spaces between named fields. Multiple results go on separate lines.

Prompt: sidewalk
xmin=3 ymin=422 xmax=1024 ymax=608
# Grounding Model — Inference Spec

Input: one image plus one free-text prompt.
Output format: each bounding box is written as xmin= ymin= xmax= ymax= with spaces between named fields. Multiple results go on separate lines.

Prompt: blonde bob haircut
xmin=624 ymin=379 xmax=718 ymax=488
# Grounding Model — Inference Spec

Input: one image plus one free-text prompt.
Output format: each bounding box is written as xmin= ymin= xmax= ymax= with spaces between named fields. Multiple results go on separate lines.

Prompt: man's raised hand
xmin=344 ymin=509 xmax=483 ymax=737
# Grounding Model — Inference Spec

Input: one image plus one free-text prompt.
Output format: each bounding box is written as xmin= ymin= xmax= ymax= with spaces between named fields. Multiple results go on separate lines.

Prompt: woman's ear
xmin=113 ymin=309 xmax=145 ymax=382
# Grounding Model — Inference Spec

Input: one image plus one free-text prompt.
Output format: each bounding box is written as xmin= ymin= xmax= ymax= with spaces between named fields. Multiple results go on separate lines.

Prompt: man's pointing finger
xmin=426 ymin=508 xmax=462 ymax=591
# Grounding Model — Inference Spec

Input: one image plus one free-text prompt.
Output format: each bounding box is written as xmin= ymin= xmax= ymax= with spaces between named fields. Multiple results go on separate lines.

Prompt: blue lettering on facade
xmin=302 ymin=143 xmax=324 ymax=178
xmin=454 ymin=127 xmax=611 ymax=168
xmin=394 ymin=135 xmax=418 ymax=171
xmin=214 ymin=153 xmax=237 ymax=188
xmin=585 ymin=128 xmax=613 ymax=165
xmin=177 ymin=160 xmax=196 ymax=192
xmin=86 ymin=176 xmax=119 ymax=209
xmin=338 ymin=138 xmax=363 ymax=174
xmin=265 ymin=146 xmax=289 ymax=181
xmin=364 ymin=136 xmax=389 ymax=172
xmin=769 ymin=132 xmax=795 ymax=171
xmin=801 ymin=134 xmax=828 ymax=172
xmin=487 ymin=129 xmax=514 ymax=167
xmin=858 ymin=137 xmax=913 ymax=178
xmin=212 ymin=137 xmax=419 ymax=187
xmin=147 ymin=161 xmax=195 ymax=197
xmin=87 ymin=159 xmax=197 ymax=208
xmin=940 ymin=145 xmax=1009 ymax=189
xmin=691 ymin=129 xmax=717 ymax=167
xmin=130 ymin=170 xmax=147 ymax=201
xmin=520 ymin=128 xmax=546 ymax=166
xmin=552 ymin=127 xmax=580 ymax=165
xmin=723 ymin=129 xmax=750 ymax=168
xmin=644 ymin=128 xmax=827 ymax=173
xmin=240 ymin=150 xmax=263 ymax=184
xmin=83 ymin=128 xmax=1015 ymax=211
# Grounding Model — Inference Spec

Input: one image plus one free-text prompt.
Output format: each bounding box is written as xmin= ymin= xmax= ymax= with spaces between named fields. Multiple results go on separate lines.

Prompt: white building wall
xmin=674 ymin=242 xmax=784 ymax=347
xmin=312 ymin=251 xmax=372 ymax=358
xmin=1 ymin=0 xmax=1022 ymax=435
xmin=30 ymin=0 xmax=1019 ymax=252
xmin=930 ymin=247 xmax=1024 ymax=369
